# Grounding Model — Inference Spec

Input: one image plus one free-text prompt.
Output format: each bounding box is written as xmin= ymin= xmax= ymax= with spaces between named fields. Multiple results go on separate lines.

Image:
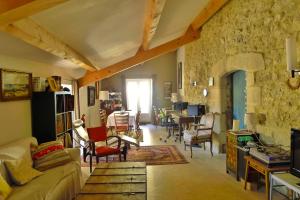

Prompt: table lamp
xmin=171 ymin=93 xmax=178 ymax=102
xmin=99 ymin=91 xmax=109 ymax=108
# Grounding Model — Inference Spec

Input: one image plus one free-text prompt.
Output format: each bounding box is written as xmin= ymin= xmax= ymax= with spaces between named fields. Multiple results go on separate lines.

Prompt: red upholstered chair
xmin=87 ymin=126 xmax=122 ymax=163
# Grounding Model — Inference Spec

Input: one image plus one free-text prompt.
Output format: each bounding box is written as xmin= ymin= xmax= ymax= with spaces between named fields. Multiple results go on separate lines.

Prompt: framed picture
xmin=178 ymin=62 xmax=182 ymax=89
xmin=47 ymin=77 xmax=60 ymax=92
xmin=163 ymin=81 xmax=172 ymax=99
xmin=87 ymin=86 xmax=95 ymax=106
xmin=0 ymin=69 xmax=32 ymax=101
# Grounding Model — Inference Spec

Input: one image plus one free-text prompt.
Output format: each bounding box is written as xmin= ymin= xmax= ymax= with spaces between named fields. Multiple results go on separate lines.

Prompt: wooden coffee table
xmin=77 ymin=162 xmax=147 ymax=200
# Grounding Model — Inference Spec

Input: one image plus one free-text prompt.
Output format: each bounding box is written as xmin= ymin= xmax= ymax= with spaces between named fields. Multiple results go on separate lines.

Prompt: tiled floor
xmin=82 ymin=124 xmax=284 ymax=200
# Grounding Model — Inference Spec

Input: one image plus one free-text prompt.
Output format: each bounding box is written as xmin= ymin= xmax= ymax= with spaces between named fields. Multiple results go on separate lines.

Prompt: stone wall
xmin=182 ymin=0 xmax=300 ymax=147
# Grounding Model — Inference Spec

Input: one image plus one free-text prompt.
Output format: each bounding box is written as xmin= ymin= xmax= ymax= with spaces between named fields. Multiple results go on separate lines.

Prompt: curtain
xmin=72 ymin=80 xmax=80 ymax=119
xmin=121 ymin=75 xmax=127 ymax=109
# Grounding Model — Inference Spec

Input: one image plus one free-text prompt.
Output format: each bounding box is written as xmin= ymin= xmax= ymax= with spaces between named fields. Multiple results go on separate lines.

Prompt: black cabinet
xmin=31 ymin=91 xmax=74 ymax=146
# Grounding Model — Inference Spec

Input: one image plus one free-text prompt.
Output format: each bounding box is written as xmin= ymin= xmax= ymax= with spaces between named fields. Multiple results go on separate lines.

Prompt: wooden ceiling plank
xmin=1 ymin=19 xmax=97 ymax=71
xmin=78 ymin=26 xmax=200 ymax=87
xmin=0 ymin=0 xmax=68 ymax=26
xmin=142 ymin=0 xmax=166 ymax=50
xmin=191 ymin=0 xmax=229 ymax=30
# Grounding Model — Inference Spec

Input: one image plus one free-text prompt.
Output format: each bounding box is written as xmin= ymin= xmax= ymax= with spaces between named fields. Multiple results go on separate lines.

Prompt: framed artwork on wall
xmin=87 ymin=86 xmax=95 ymax=106
xmin=178 ymin=62 xmax=182 ymax=89
xmin=163 ymin=81 xmax=172 ymax=99
xmin=0 ymin=68 xmax=32 ymax=101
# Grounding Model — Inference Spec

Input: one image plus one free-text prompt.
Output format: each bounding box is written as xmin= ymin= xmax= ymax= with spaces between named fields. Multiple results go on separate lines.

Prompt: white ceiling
xmin=0 ymin=0 xmax=210 ymax=70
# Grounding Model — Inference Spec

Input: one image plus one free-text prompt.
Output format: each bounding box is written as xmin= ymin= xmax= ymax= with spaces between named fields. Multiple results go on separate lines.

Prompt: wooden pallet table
xmin=77 ymin=162 xmax=147 ymax=200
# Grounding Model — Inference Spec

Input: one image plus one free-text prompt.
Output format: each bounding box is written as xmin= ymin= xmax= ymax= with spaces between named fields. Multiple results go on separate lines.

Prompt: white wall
xmin=0 ymin=55 xmax=84 ymax=145
xmin=79 ymin=84 xmax=101 ymax=128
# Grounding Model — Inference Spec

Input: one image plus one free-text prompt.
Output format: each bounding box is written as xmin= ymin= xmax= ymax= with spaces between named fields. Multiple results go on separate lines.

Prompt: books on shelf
xmin=56 ymin=114 xmax=65 ymax=134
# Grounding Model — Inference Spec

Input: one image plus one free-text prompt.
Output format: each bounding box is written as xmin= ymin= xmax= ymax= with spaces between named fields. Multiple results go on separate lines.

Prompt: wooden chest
xmin=77 ymin=162 xmax=147 ymax=200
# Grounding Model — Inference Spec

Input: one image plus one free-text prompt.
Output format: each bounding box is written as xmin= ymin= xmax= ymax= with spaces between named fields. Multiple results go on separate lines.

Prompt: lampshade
xmin=244 ymin=113 xmax=257 ymax=132
xmin=171 ymin=93 xmax=178 ymax=102
xmin=286 ymin=36 xmax=297 ymax=71
xmin=232 ymin=120 xmax=240 ymax=131
xmin=99 ymin=91 xmax=109 ymax=100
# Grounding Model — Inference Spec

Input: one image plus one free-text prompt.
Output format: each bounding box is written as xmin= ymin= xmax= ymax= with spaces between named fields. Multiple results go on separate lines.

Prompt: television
xmin=291 ymin=128 xmax=300 ymax=178
xmin=187 ymin=104 xmax=206 ymax=116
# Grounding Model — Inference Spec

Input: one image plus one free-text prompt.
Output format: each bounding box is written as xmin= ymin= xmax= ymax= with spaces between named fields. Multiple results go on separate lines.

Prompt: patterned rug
xmin=81 ymin=145 xmax=188 ymax=166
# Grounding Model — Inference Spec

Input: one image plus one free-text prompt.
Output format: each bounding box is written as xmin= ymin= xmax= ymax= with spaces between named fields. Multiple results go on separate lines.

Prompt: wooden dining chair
xmin=114 ymin=112 xmax=130 ymax=134
xmin=135 ymin=110 xmax=141 ymax=130
xmin=99 ymin=109 xmax=107 ymax=126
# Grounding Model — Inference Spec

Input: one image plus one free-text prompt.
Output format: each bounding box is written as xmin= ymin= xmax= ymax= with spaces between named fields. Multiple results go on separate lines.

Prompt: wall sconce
xmin=286 ymin=36 xmax=300 ymax=77
xmin=190 ymin=80 xmax=197 ymax=87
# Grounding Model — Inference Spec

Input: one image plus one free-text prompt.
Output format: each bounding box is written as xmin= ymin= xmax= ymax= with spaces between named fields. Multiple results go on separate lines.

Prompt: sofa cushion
xmin=0 ymin=174 xmax=12 ymax=199
xmin=32 ymin=141 xmax=72 ymax=171
xmin=7 ymin=161 xmax=81 ymax=200
xmin=0 ymin=137 xmax=38 ymax=184
xmin=5 ymin=158 xmax=43 ymax=185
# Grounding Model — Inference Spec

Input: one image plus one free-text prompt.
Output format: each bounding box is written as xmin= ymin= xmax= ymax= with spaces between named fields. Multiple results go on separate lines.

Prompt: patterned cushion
xmin=0 ymin=174 xmax=12 ymax=199
xmin=32 ymin=141 xmax=71 ymax=171
xmin=5 ymin=158 xmax=43 ymax=185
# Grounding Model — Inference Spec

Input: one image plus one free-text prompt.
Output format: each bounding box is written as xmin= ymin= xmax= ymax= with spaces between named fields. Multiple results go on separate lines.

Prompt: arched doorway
xmin=208 ymin=53 xmax=265 ymax=153
xmin=222 ymin=70 xmax=246 ymax=131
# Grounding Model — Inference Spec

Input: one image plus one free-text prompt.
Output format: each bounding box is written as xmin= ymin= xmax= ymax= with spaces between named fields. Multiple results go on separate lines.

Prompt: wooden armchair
xmin=183 ymin=113 xmax=215 ymax=158
xmin=73 ymin=119 xmax=124 ymax=173
xmin=86 ymin=126 xmax=122 ymax=163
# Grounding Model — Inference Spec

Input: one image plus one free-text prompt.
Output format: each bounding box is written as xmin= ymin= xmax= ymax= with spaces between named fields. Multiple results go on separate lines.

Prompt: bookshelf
xmin=31 ymin=91 xmax=74 ymax=146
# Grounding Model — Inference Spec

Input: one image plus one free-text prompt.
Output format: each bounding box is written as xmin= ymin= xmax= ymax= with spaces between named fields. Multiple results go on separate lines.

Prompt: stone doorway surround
xmin=208 ymin=53 xmax=265 ymax=153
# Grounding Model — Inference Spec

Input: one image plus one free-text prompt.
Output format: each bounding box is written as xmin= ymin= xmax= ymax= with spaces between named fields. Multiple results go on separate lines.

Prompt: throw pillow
xmin=32 ymin=141 xmax=71 ymax=171
xmin=0 ymin=174 xmax=11 ymax=199
xmin=5 ymin=158 xmax=43 ymax=186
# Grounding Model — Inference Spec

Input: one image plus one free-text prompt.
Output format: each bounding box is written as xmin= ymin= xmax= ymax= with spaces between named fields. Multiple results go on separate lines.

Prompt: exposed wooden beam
xmin=142 ymin=0 xmax=166 ymax=50
xmin=78 ymin=26 xmax=200 ymax=87
xmin=0 ymin=0 xmax=68 ymax=26
xmin=191 ymin=0 xmax=229 ymax=30
xmin=0 ymin=19 xmax=97 ymax=71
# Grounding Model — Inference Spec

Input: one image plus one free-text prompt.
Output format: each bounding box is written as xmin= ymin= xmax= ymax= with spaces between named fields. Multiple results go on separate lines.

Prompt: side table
xmin=244 ymin=156 xmax=289 ymax=200
xmin=270 ymin=172 xmax=300 ymax=200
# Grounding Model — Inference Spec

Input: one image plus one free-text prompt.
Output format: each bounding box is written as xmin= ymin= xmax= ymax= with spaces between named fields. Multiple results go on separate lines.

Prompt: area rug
xmin=81 ymin=145 xmax=188 ymax=167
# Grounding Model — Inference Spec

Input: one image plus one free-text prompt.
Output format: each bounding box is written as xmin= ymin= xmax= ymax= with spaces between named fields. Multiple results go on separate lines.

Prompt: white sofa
xmin=0 ymin=137 xmax=83 ymax=200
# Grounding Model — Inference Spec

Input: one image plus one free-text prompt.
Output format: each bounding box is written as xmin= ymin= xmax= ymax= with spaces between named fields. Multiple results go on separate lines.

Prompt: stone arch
xmin=208 ymin=53 xmax=265 ymax=153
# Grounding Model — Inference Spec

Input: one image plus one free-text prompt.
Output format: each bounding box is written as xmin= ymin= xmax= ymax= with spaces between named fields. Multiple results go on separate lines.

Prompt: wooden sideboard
xmin=226 ymin=130 xmax=256 ymax=180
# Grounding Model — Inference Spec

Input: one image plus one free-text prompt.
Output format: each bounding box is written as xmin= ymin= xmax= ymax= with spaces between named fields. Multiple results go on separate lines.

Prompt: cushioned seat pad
xmin=95 ymin=146 xmax=120 ymax=155
xmin=183 ymin=130 xmax=211 ymax=143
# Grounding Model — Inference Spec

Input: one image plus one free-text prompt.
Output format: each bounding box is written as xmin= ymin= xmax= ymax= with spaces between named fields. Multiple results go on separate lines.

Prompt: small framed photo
xmin=163 ymin=81 xmax=172 ymax=99
xmin=0 ymin=69 xmax=32 ymax=101
xmin=47 ymin=77 xmax=60 ymax=92
xmin=87 ymin=86 xmax=95 ymax=106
